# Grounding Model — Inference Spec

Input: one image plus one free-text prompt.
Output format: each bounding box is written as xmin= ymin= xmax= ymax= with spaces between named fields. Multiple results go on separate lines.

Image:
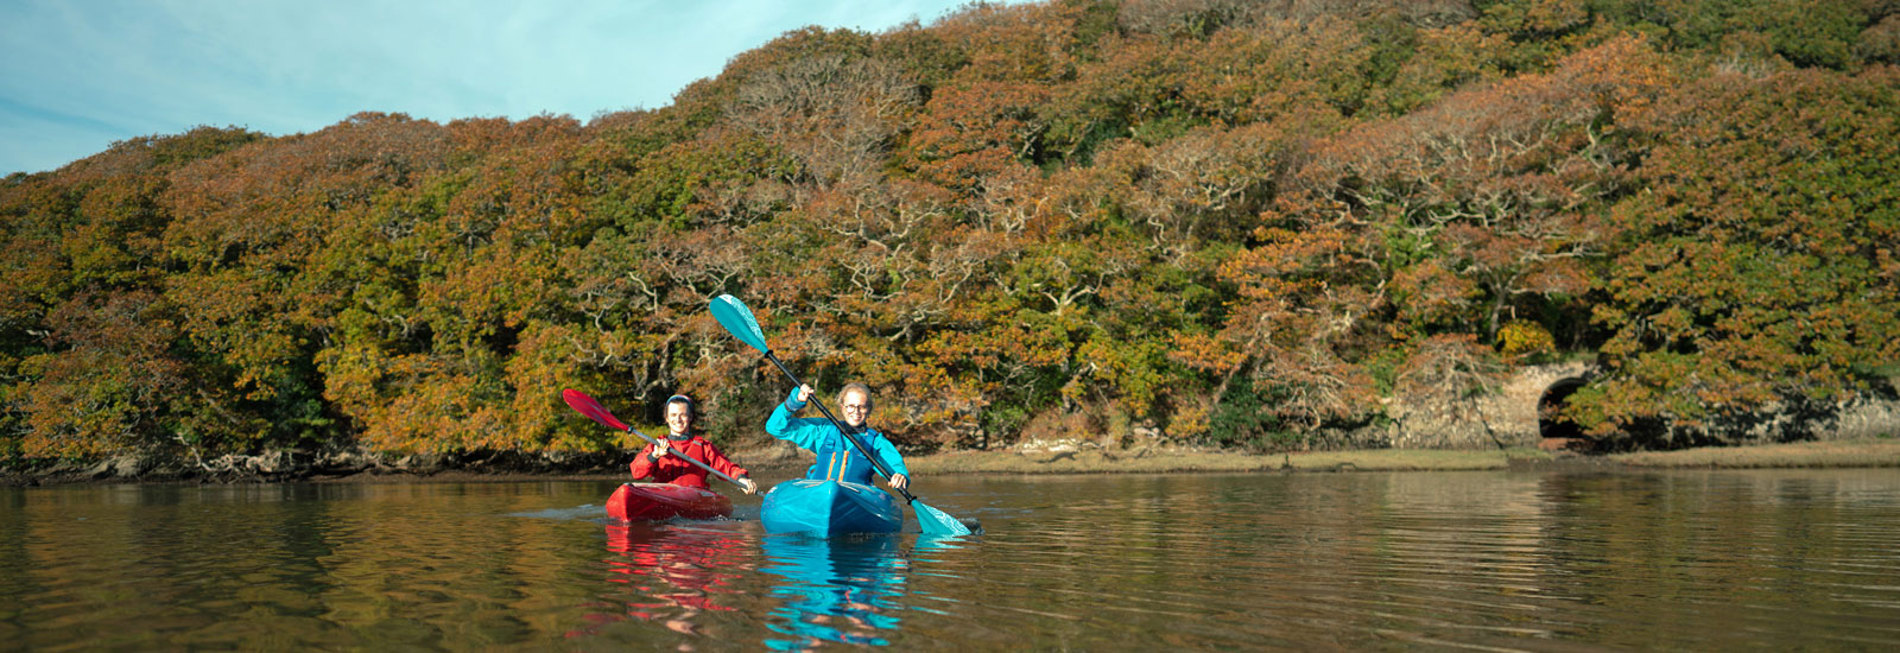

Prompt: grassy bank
xmin=1607 ymin=438 xmax=1900 ymax=469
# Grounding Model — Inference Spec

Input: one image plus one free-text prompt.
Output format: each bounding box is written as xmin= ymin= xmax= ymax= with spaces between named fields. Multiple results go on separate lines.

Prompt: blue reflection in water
xmin=760 ymin=534 xmax=910 ymax=648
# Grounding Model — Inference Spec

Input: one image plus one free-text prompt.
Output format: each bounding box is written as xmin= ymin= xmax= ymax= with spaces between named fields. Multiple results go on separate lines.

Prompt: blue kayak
xmin=761 ymin=479 xmax=903 ymax=537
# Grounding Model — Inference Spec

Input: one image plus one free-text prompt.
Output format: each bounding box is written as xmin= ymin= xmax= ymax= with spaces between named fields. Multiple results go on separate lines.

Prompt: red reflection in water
xmin=568 ymin=522 xmax=752 ymax=639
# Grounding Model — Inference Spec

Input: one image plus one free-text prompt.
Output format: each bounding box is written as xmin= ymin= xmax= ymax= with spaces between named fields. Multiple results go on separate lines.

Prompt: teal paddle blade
xmin=912 ymin=499 xmax=976 ymax=536
xmin=710 ymin=294 xmax=770 ymax=353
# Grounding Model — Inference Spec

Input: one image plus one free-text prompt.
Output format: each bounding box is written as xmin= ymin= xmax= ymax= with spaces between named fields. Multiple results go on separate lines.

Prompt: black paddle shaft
xmin=761 ymin=351 xmax=920 ymax=504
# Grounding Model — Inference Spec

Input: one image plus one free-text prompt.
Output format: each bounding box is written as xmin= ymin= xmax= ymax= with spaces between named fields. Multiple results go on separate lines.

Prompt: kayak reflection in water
xmin=760 ymin=534 xmax=907 ymax=648
xmin=569 ymin=522 xmax=752 ymax=640
xmin=633 ymin=394 xmax=758 ymax=494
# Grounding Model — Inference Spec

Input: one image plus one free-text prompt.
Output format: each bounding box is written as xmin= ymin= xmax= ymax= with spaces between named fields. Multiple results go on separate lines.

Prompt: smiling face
xmin=838 ymin=388 xmax=871 ymax=428
xmin=665 ymin=401 xmax=694 ymax=437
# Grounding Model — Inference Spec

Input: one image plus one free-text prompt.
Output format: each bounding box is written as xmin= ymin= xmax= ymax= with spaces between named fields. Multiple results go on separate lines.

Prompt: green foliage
xmin=1656 ymin=0 xmax=1869 ymax=69
xmin=873 ymin=22 xmax=971 ymax=93
xmin=117 ymin=125 xmax=267 ymax=169
xmin=1205 ymin=376 xmax=1299 ymax=452
xmin=1060 ymin=0 xmax=1120 ymax=53
xmin=1475 ymin=0 xmax=1883 ymax=71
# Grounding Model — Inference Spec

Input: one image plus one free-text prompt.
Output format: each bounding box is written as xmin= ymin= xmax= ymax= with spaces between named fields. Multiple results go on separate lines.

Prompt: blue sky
xmin=0 ymin=0 xmax=1008 ymax=176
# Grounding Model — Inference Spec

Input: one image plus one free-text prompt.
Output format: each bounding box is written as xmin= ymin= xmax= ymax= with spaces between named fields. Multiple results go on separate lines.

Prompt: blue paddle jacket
xmin=765 ymin=387 xmax=908 ymax=485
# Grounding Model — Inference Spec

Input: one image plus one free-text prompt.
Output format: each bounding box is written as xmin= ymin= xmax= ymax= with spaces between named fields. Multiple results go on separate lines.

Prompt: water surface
xmin=4 ymin=469 xmax=1899 ymax=649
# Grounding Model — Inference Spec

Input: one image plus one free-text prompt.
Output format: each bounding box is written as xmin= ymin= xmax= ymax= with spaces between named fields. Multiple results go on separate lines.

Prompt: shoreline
xmin=900 ymin=438 xmax=1900 ymax=475
xmin=6 ymin=438 xmax=1897 ymax=487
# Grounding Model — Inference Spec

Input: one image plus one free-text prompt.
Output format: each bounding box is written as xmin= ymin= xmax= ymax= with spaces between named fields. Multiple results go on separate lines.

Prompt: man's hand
xmin=738 ymin=477 xmax=759 ymax=495
xmin=888 ymin=473 xmax=909 ymax=491
xmin=649 ymin=439 xmax=670 ymax=460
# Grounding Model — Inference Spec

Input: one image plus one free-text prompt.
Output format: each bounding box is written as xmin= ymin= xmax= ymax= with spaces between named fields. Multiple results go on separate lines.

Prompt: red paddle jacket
xmin=629 ymin=435 xmax=748 ymax=489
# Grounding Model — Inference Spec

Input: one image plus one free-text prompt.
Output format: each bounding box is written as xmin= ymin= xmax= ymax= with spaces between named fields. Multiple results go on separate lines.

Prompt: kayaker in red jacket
xmin=632 ymin=394 xmax=758 ymax=494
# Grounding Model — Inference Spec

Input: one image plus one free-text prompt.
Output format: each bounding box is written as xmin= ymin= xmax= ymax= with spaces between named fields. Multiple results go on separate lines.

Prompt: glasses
xmin=841 ymin=404 xmax=870 ymax=412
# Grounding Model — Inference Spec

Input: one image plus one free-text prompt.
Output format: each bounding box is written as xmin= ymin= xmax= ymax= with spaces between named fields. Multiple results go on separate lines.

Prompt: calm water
xmin=5 ymin=469 xmax=1900 ymax=650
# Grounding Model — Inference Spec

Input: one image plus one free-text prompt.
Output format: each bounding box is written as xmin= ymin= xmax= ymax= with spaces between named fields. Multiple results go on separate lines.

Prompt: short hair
xmin=837 ymin=383 xmax=873 ymax=409
xmin=664 ymin=394 xmax=696 ymax=417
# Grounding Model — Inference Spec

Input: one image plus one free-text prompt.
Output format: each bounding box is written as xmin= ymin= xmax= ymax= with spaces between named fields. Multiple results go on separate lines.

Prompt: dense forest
xmin=4 ymin=0 xmax=1898 ymax=471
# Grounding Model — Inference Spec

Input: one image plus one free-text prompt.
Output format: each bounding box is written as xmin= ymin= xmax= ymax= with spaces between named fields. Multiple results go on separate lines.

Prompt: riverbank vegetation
xmin=5 ymin=1 xmax=1899 ymax=475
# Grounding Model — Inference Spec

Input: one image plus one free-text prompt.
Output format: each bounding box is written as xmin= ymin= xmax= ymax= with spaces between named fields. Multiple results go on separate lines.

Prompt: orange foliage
xmin=7 ymin=5 xmax=1898 ymax=463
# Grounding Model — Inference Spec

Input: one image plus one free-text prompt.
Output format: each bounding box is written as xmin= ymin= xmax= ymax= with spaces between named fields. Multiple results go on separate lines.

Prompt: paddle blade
xmin=911 ymin=499 xmax=976 ymax=536
xmin=710 ymin=294 xmax=770 ymax=354
xmin=562 ymin=389 xmax=630 ymax=431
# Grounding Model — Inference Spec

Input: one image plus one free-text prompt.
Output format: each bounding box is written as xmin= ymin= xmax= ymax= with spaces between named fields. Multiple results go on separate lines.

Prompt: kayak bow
xmin=761 ymin=479 xmax=903 ymax=537
xmin=606 ymin=482 xmax=734 ymax=522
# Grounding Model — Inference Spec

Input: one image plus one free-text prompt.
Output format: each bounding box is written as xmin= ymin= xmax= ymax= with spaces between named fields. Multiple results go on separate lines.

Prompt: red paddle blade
xmin=562 ymin=389 xmax=629 ymax=431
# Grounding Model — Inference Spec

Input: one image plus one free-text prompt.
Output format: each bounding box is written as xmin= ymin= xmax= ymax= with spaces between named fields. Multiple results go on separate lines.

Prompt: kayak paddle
xmin=710 ymin=293 xmax=977 ymax=536
xmin=561 ymin=388 xmax=748 ymax=489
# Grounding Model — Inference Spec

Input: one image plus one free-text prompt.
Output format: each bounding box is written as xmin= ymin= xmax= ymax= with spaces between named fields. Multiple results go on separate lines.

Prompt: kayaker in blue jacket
xmin=766 ymin=383 xmax=910 ymax=491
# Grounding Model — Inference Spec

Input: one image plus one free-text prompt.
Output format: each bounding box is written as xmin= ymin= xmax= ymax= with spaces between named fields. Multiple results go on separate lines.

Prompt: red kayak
xmin=606 ymin=482 xmax=733 ymax=521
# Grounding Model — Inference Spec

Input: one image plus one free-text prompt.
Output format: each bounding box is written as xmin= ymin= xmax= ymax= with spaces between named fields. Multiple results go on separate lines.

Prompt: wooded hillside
xmin=4 ymin=0 xmax=1897 ymax=466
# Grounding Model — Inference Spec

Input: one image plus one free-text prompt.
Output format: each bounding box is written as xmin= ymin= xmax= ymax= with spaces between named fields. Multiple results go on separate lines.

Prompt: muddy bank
xmin=0 ymin=448 xmax=626 ymax=487
xmin=0 ymin=440 xmax=816 ymax=487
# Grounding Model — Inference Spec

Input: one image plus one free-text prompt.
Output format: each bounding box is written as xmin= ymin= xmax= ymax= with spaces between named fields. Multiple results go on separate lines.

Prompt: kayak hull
xmin=761 ymin=479 xmax=903 ymax=537
xmin=606 ymin=482 xmax=733 ymax=521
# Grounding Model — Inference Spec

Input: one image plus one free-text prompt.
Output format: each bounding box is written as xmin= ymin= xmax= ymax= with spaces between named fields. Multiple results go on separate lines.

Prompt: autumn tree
xmin=2 ymin=127 xmax=265 ymax=460
xmin=1569 ymin=65 xmax=1900 ymax=445
xmin=1299 ymin=36 xmax=1669 ymax=342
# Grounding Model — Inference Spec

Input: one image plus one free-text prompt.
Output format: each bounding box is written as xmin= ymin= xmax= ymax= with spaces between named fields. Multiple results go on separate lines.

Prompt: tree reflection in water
xmin=571 ymin=522 xmax=751 ymax=639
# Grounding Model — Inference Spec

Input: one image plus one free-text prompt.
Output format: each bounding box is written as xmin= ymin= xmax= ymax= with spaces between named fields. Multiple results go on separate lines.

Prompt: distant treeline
xmin=4 ymin=0 xmax=1898 ymax=465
